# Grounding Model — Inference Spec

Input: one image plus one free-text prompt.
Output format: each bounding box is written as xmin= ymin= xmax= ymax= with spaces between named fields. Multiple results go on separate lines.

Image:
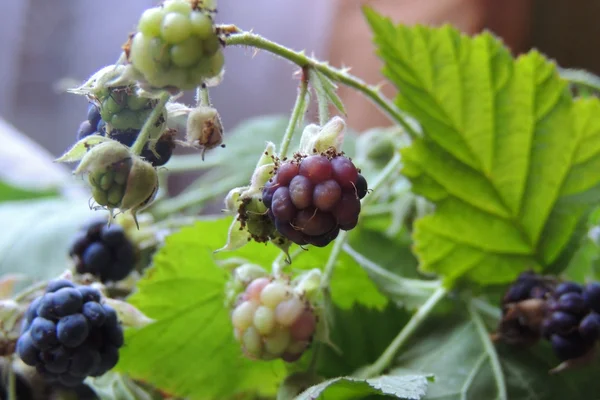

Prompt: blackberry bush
xmin=69 ymin=220 xmax=136 ymax=283
xmin=263 ymin=153 xmax=367 ymax=247
xmin=16 ymin=280 xmax=124 ymax=386
xmin=127 ymin=0 xmax=224 ymax=90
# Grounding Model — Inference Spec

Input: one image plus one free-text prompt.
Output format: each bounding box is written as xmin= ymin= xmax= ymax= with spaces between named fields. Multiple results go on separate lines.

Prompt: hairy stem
xmin=223 ymin=30 xmax=419 ymax=139
xmin=280 ymin=71 xmax=309 ymax=159
xmin=7 ymin=362 xmax=15 ymax=400
xmin=196 ymin=84 xmax=212 ymax=107
xmin=131 ymin=92 xmax=170 ymax=156
xmin=468 ymin=301 xmax=507 ymax=400
xmin=354 ymin=286 xmax=448 ymax=379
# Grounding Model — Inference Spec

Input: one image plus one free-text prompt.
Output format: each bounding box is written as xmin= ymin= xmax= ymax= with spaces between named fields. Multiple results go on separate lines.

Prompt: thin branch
xmin=354 ymin=285 xmax=448 ymax=379
xmin=279 ymin=68 xmax=309 ymax=159
xmin=468 ymin=301 xmax=507 ymax=400
xmin=131 ymin=92 xmax=171 ymax=156
xmin=223 ymin=29 xmax=419 ymax=139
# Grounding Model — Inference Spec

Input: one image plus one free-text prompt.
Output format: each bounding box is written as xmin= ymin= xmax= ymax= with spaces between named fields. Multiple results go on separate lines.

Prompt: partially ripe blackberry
xmin=128 ymin=0 xmax=224 ymax=90
xmin=583 ymin=283 xmax=600 ymax=313
xmin=263 ymin=153 xmax=367 ymax=248
xmin=16 ymin=280 xmax=124 ymax=386
xmin=98 ymin=87 xmax=165 ymax=136
xmin=69 ymin=220 xmax=136 ymax=283
xmin=231 ymin=276 xmax=317 ymax=362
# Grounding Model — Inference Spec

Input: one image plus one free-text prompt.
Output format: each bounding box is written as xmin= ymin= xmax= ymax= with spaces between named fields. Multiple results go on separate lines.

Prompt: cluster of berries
xmin=262 ymin=153 xmax=367 ymax=248
xmin=69 ymin=220 xmax=136 ymax=283
xmin=16 ymin=280 xmax=124 ymax=386
xmin=497 ymin=272 xmax=600 ymax=364
xmin=76 ymin=99 xmax=174 ymax=168
xmin=231 ymin=276 xmax=317 ymax=362
xmin=127 ymin=0 xmax=225 ymax=90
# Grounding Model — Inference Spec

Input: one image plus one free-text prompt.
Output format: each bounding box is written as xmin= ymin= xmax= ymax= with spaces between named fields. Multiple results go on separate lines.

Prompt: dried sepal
xmin=186 ymin=105 xmax=224 ymax=159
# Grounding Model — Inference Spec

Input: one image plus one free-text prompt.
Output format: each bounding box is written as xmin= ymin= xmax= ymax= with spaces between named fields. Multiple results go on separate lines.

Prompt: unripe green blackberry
xmin=127 ymin=0 xmax=224 ymax=91
xmin=97 ymin=87 xmax=166 ymax=136
xmin=231 ymin=276 xmax=317 ymax=362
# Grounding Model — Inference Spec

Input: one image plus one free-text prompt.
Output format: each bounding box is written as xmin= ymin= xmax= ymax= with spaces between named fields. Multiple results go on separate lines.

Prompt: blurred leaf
xmin=392 ymin=305 xmax=600 ymax=399
xmin=317 ymin=303 xmax=410 ymax=378
xmin=0 ymin=197 xmax=103 ymax=283
xmin=0 ymin=181 xmax=57 ymax=203
xmin=297 ymin=374 xmax=429 ymax=400
xmin=366 ymin=10 xmax=600 ymax=287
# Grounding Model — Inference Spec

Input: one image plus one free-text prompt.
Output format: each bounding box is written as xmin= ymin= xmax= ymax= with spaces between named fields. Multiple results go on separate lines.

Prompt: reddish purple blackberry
xmin=69 ymin=220 xmax=136 ymax=283
xmin=263 ymin=154 xmax=367 ymax=247
xmin=16 ymin=280 xmax=124 ymax=386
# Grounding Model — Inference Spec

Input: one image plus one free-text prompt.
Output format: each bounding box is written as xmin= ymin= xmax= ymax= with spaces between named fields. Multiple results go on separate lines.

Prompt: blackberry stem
xmin=468 ymin=301 xmax=508 ymax=400
xmin=353 ymin=285 xmax=448 ymax=379
xmin=279 ymin=70 xmax=309 ymax=159
xmin=196 ymin=84 xmax=211 ymax=107
xmin=131 ymin=92 xmax=170 ymax=156
xmin=7 ymin=359 xmax=16 ymax=400
xmin=223 ymin=29 xmax=419 ymax=139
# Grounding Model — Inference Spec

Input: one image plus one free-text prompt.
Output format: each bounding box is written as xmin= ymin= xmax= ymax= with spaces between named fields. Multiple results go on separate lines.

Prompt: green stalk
xmin=354 ymin=286 xmax=448 ymax=379
xmin=131 ymin=92 xmax=171 ymax=156
xmin=279 ymin=74 xmax=309 ymax=158
xmin=224 ymin=30 xmax=419 ymax=139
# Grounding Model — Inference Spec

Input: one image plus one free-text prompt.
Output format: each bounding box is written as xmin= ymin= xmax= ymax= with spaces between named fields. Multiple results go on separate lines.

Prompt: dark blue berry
xmin=96 ymin=119 xmax=107 ymax=134
xmin=53 ymin=288 xmax=83 ymax=317
xmin=95 ymin=345 xmax=119 ymax=375
xmin=77 ymin=286 xmax=102 ymax=303
xmin=100 ymin=225 xmax=127 ymax=247
xmin=24 ymin=297 xmax=42 ymax=325
xmin=37 ymin=293 xmax=58 ymax=320
xmin=46 ymin=279 xmax=76 ymax=293
xmin=40 ymin=346 xmax=71 ymax=374
xmin=548 ymin=311 xmax=579 ymax=335
xmin=579 ymin=312 xmax=600 ymax=341
xmin=36 ymin=364 xmax=59 ymax=383
xmin=69 ymin=345 xmax=101 ymax=378
xmin=555 ymin=292 xmax=587 ymax=315
xmin=29 ymin=317 xmax=58 ymax=350
xmin=551 ymin=333 xmax=592 ymax=361
xmin=82 ymin=242 xmax=111 ymax=275
xmin=583 ymin=283 xmax=600 ymax=313
xmin=555 ymin=282 xmax=583 ymax=298
xmin=16 ymin=332 xmax=39 ymax=366
xmin=82 ymin=302 xmax=106 ymax=327
xmin=57 ymin=314 xmax=89 ymax=348
xmin=76 ymin=120 xmax=95 ymax=141
xmin=102 ymin=304 xmax=118 ymax=327
xmin=87 ymin=103 xmax=102 ymax=128
xmin=103 ymin=322 xmax=124 ymax=347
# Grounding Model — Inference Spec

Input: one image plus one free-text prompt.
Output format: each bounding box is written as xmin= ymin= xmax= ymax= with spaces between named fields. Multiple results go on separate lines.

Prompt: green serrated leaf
xmin=365 ymin=9 xmax=600 ymax=286
xmin=297 ymin=374 xmax=429 ymax=400
xmin=55 ymin=134 xmax=111 ymax=163
xmin=309 ymin=69 xmax=347 ymax=116
xmin=116 ymin=220 xmax=287 ymax=399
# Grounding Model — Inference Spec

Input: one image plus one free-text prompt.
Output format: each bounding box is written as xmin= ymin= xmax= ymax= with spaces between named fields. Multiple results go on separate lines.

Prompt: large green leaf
xmin=0 ymin=181 xmax=57 ymax=203
xmin=118 ymin=218 xmax=387 ymax=398
xmin=366 ymin=9 xmax=600 ymax=286
xmin=117 ymin=219 xmax=287 ymax=399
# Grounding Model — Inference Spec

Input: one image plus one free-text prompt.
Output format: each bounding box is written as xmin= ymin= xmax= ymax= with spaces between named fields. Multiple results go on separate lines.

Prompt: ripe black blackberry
xmin=76 ymin=104 xmax=104 ymax=141
xmin=496 ymin=273 xmax=600 ymax=366
xmin=69 ymin=220 xmax=136 ymax=283
xmin=16 ymin=280 xmax=124 ymax=386
xmin=262 ymin=153 xmax=367 ymax=248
